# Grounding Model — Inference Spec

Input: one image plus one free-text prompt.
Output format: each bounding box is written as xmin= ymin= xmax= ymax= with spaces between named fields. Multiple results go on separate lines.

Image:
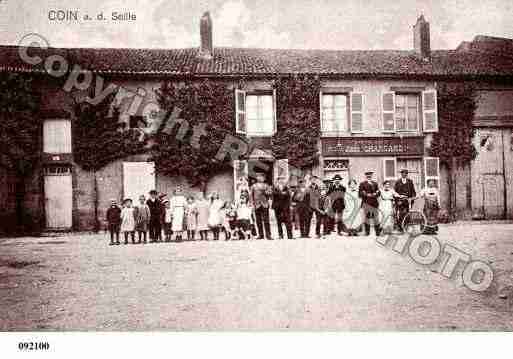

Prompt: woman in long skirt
xmin=378 ymin=181 xmax=404 ymax=235
xmin=419 ymin=179 xmax=440 ymax=234
xmin=196 ymin=192 xmax=210 ymax=240
xmin=343 ymin=179 xmax=363 ymax=236
xmin=170 ymin=186 xmax=187 ymax=241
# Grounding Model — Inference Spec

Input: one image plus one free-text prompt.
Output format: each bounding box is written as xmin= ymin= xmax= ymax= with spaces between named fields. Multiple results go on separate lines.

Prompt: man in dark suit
xmin=359 ymin=171 xmax=381 ymax=236
xmin=250 ymin=172 xmax=273 ymax=240
xmin=272 ymin=176 xmax=293 ymax=239
xmin=307 ymin=176 xmax=322 ymax=238
xmin=292 ymin=179 xmax=311 ymax=238
xmin=327 ymin=174 xmax=347 ymax=235
xmin=394 ymin=169 xmax=417 ymax=232
xmin=147 ymin=190 xmax=163 ymax=242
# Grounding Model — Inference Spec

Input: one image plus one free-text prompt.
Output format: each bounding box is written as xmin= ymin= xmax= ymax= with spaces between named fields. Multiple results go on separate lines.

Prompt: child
xmin=317 ymin=186 xmax=331 ymax=238
xmin=236 ymin=194 xmax=253 ymax=240
xmin=120 ymin=198 xmax=136 ymax=244
xmin=185 ymin=195 xmax=198 ymax=241
xmin=225 ymin=202 xmax=238 ymax=240
xmin=106 ymin=199 xmax=121 ymax=245
xmin=208 ymin=192 xmax=225 ymax=241
xmin=196 ymin=192 xmax=210 ymax=241
xmin=135 ymin=195 xmax=150 ymax=244
xmin=163 ymin=200 xmax=173 ymax=242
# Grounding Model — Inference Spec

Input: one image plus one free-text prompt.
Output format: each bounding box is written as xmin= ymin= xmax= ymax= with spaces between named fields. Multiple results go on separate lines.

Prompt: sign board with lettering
xmin=321 ymin=137 xmax=425 ymax=157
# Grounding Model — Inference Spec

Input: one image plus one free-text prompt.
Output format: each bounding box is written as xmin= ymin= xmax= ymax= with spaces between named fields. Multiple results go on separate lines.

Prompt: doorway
xmin=44 ymin=166 xmax=73 ymax=229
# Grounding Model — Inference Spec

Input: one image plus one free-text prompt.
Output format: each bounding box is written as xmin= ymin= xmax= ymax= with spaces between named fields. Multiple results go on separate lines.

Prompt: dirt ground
xmin=1 ymin=222 xmax=513 ymax=331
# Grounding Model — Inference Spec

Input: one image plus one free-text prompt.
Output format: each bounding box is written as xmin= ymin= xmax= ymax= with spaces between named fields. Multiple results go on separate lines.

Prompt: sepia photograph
xmin=0 ymin=0 xmax=512 ymax=355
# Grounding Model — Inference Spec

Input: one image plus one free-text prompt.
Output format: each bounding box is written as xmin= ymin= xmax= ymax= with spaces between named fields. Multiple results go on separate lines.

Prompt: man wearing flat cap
xmin=394 ymin=169 xmax=417 ymax=232
xmin=327 ymin=174 xmax=347 ymax=235
xmin=358 ymin=171 xmax=381 ymax=236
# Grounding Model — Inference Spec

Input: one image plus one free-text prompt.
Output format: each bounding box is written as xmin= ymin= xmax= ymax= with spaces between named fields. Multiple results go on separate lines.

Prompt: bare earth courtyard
xmin=1 ymin=223 xmax=513 ymax=331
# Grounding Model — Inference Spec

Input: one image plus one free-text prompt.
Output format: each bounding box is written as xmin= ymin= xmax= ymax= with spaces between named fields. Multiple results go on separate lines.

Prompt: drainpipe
xmin=502 ymin=130 xmax=507 ymax=219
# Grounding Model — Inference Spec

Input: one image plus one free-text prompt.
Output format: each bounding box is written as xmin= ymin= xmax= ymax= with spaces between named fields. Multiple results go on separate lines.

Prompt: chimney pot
xmin=413 ymin=15 xmax=431 ymax=60
xmin=200 ymin=11 xmax=213 ymax=59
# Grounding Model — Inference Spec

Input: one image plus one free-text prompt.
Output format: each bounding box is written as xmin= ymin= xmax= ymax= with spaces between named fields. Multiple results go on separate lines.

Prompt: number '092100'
xmin=18 ymin=342 xmax=50 ymax=351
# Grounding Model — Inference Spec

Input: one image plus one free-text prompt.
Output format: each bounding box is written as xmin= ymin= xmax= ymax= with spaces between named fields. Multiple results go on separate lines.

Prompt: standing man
xmin=293 ymin=179 xmax=311 ymax=238
xmin=250 ymin=172 xmax=273 ymax=240
xmin=328 ymin=174 xmax=347 ymax=235
xmin=358 ymin=171 xmax=381 ymax=236
xmin=272 ymin=176 xmax=293 ymax=239
xmin=394 ymin=169 xmax=417 ymax=232
xmin=307 ymin=176 xmax=322 ymax=238
xmin=147 ymin=190 xmax=163 ymax=242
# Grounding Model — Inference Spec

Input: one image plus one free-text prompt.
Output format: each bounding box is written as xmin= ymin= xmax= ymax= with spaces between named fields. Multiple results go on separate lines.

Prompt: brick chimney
xmin=199 ymin=11 xmax=213 ymax=59
xmin=413 ymin=15 xmax=430 ymax=60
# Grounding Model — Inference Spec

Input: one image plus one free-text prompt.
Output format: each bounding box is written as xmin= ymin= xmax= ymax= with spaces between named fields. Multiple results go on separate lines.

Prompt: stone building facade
xmin=1 ymin=14 xmax=513 ymax=232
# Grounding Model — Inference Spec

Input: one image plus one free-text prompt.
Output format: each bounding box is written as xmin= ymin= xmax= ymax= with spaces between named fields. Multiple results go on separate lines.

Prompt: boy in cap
xmin=106 ymin=199 xmax=121 ymax=245
xmin=327 ymin=174 xmax=347 ymax=235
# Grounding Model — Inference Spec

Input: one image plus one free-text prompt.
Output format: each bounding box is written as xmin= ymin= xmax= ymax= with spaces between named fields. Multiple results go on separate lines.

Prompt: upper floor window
xmin=321 ymin=94 xmax=348 ymax=133
xmin=235 ymin=90 xmax=276 ymax=137
xmin=395 ymin=94 xmax=419 ymax=131
xmin=382 ymin=90 xmax=438 ymax=133
xmin=43 ymin=119 xmax=71 ymax=154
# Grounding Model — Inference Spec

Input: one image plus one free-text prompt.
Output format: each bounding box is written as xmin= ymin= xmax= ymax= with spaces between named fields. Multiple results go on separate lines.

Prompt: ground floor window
xmin=323 ymin=158 xmax=349 ymax=187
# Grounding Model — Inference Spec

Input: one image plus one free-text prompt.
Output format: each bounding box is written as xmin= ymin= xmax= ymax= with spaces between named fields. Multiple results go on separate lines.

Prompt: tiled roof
xmin=1 ymin=42 xmax=512 ymax=78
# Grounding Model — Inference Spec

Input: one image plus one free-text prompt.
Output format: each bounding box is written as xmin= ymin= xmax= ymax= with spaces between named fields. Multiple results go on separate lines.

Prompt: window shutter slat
xmin=382 ymin=92 xmax=395 ymax=132
xmin=350 ymin=92 xmax=364 ymax=133
xmin=235 ymin=89 xmax=246 ymax=134
xmin=383 ymin=157 xmax=397 ymax=181
xmin=422 ymin=90 xmax=438 ymax=132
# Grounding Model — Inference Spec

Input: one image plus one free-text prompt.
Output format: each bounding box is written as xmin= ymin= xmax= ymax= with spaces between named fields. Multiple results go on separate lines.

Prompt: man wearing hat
xmin=358 ymin=171 xmax=381 ymax=236
xmin=272 ymin=176 xmax=293 ymax=239
xmin=394 ymin=169 xmax=417 ymax=232
xmin=147 ymin=190 xmax=163 ymax=242
xmin=250 ymin=172 xmax=273 ymax=240
xmin=327 ymin=174 xmax=347 ymax=235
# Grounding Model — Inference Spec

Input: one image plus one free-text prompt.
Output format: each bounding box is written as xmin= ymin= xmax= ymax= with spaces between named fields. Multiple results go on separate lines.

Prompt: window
xmin=321 ymin=94 xmax=348 ymax=133
xmin=43 ymin=119 xmax=72 ymax=154
xmin=395 ymin=94 xmax=419 ymax=131
xmin=235 ymin=90 xmax=276 ymax=136
xmin=382 ymin=90 xmax=438 ymax=133
xmin=424 ymin=157 xmax=440 ymax=188
xmin=383 ymin=157 xmax=397 ymax=182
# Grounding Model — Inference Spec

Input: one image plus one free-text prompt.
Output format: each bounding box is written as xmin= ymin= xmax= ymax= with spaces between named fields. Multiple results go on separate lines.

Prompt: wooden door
xmin=44 ymin=167 xmax=73 ymax=229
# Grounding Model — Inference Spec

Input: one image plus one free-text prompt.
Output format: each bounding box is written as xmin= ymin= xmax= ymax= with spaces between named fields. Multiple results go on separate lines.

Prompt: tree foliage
xmin=272 ymin=75 xmax=321 ymax=168
xmin=0 ymin=73 xmax=41 ymax=175
xmin=152 ymin=79 xmax=236 ymax=187
xmin=429 ymin=82 xmax=477 ymax=167
xmin=72 ymin=93 xmax=147 ymax=171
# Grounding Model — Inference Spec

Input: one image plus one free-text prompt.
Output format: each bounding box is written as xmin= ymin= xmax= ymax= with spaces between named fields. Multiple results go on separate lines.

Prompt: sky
xmin=0 ymin=0 xmax=512 ymax=50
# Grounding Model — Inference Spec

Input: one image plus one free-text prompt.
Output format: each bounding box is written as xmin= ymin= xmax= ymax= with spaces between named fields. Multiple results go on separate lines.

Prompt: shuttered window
xmin=350 ymin=92 xmax=364 ymax=133
xmin=395 ymin=94 xmax=419 ymax=131
xmin=321 ymin=93 xmax=348 ymax=133
xmin=235 ymin=89 xmax=246 ymax=134
xmin=382 ymin=92 xmax=395 ymax=132
xmin=422 ymin=90 xmax=439 ymax=132
xmin=43 ymin=119 xmax=72 ymax=154
xmin=244 ymin=93 xmax=276 ymax=136
xmin=424 ymin=157 xmax=440 ymax=188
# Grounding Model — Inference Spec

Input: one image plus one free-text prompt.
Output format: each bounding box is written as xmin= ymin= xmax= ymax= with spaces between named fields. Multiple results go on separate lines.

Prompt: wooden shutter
xmin=382 ymin=92 xmax=396 ymax=132
xmin=424 ymin=157 xmax=440 ymax=188
xmin=272 ymin=88 xmax=277 ymax=134
xmin=383 ymin=157 xmax=397 ymax=181
xmin=422 ymin=90 xmax=438 ymax=132
xmin=350 ymin=92 xmax=364 ymax=133
xmin=235 ymin=89 xmax=246 ymax=134
xmin=273 ymin=159 xmax=289 ymax=185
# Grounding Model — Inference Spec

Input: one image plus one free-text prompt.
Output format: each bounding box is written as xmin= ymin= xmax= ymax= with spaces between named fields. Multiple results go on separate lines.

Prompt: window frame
xmin=320 ymin=91 xmax=350 ymax=136
xmin=383 ymin=157 xmax=397 ymax=182
xmin=423 ymin=156 xmax=440 ymax=188
xmin=394 ymin=93 xmax=420 ymax=132
xmin=240 ymin=90 xmax=276 ymax=137
xmin=43 ymin=119 xmax=72 ymax=154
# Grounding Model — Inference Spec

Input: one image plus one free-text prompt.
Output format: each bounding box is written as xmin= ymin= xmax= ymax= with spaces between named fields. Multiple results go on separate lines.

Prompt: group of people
xmin=105 ymin=169 xmax=441 ymax=245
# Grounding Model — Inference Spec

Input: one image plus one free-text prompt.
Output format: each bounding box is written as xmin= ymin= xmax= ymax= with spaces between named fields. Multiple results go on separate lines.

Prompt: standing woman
xmin=170 ymin=186 xmax=187 ymax=242
xmin=208 ymin=191 xmax=226 ymax=241
xmin=196 ymin=192 xmax=210 ymax=241
xmin=419 ymin=179 xmax=440 ymax=235
xmin=343 ymin=179 xmax=363 ymax=236
xmin=378 ymin=181 xmax=404 ymax=235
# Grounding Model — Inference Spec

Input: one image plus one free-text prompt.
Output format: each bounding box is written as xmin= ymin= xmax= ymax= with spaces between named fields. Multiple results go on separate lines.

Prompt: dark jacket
xmin=272 ymin=185 xmax=292 ymax=211
xmin=328 ymin=183 xmax=346 ymax=212
xmin=292 ymin=186 xmax=309 ymax=210
xmin=394 ymin=178 xmax=416 ymax=198
xmin=146 ymin=198 xmax=162 ymax=221
xmin=106 ymin=205 xmax=121 ymax=225
xmin=359 ymin=180 xmax=380 ymax=208
xmin=308 ymin=184 xmax=322 ymax=212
